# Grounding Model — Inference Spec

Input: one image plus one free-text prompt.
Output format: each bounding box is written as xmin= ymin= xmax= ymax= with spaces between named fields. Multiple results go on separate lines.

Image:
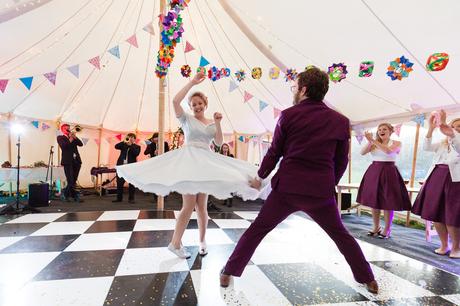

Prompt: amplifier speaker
xmin=335 ymin=192 xmax=351 ymax=210
xmin=28 ymin=183 xmax=49 ymax=207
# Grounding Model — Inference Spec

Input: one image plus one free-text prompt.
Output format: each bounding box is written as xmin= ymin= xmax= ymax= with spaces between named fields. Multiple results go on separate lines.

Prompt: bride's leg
xmin=171 ymin=194 xmax=197 ymax=248
xmin=196 ymin=193 xmax=209 ymax=245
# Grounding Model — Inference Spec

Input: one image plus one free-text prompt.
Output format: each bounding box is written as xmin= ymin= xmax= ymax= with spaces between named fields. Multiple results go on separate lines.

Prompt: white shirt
xmin=424 ymin=131 xmax=460 ymax=181
xmin=361 ymin=140 xmax=399 ymax=162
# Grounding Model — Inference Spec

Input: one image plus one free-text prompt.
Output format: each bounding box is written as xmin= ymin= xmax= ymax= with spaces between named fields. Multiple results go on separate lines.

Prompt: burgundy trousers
xmin=224 ymin=190 xmax=375 ymax=284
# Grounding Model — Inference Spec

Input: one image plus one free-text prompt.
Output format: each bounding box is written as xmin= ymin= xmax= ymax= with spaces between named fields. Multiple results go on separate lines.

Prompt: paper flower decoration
xmin=208 ymin=66 xmax=221 ymax=81
xmin=155 ymin=1 xmax=188 ymax=78
xmin=180 ymin=64 xmax=191 ymax=78
xmin=269 ymin=67 xmax=280 ymax=79
xmin=284 ymin=68 xmax=298 ymax=82
xmin=327 ymin=63 xmax=348 ymax=83
xmin=426 ymin=53 xmax=449 ymax=71
xmin=413 ymin=114 xmax=425 ymax=127
xmin=359 ymin=61 xmax=374 ymax=77
xmin=305 ymin=65 xmax=315 ymax=71
xmin=251 ymin=67 xmax=262 ymax=79
xmin=221 ymin=68 xmax=231 ymax=77
xmin=235 ymin=69 xmax=246 ymax=82
xmin=386 ymin=56 xmax=413 ymax=81
xmin=196 ymin=66 xmax=207 ymax=75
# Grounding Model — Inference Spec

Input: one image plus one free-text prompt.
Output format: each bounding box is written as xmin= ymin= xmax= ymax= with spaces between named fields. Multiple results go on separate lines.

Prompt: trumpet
xmin=70 ymin=125 xmax=82 ymax=133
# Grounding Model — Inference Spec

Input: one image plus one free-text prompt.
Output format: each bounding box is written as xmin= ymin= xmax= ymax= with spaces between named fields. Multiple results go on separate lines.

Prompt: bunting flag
xmin=238 ymin=135 xmax=245 ymax=142
xmin=43 ymin=71 xmax=57 ymax=85
xmin=243 ymin=91 xmax=253 ymax=103
xmin=274 ymin=107 xmax=282 ymax=119
xmin=228 ymin=140 xmax=234 ymax=148
xmin=31 ymin=120 xmax=39 ymax=128
xmin=108 ymin=46 xmax=120 ymax=59
xmin=199 ymin=56 xmax=210 ymax=67
xmin=88 ymin=56 xmax=101 ymax=70
xmin=41 ymin=122 xmax=50 ymax=131
xmin=356 ymin=134 xmax=364 ymax=145
xmin=20 ymin=77 xmax=34 ymax=90
xmin=229 ymin=80 xmax=238 ymax=92
xmin=184 ymin=41 xmax=195 ymax=53
xmin=259 ymin=100 xmax=269 ymax=112
xmin=94 ymin=138 xmax=100 ymax=146
xmin=115 ymin=134 xmax=122 ymax=141
xmin=145 ymin=139 xmax=152 ymax=145
xmin=67 ymin=65 xmax=80 ymax=78
xmin=81 ymin=138 xmax=89 ymax=145
xmin=126 ymin=34 xmax=138 ymax=48
xmin=394 ymin=124 xmax=402 ymax=136
xmin=143 ymin=23 xmax=155 ymax=35
xmin=413 ymin=114 xmax=425 ymax=127
xmin=0 ymin=79 xmax=8 ymax=93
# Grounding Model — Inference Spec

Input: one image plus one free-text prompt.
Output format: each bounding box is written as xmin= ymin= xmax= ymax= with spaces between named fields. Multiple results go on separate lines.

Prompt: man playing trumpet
xmin=57 ymin=124 xmax=84 ymax=202
xmin=113 ymin=133 xmax=140 ymax=203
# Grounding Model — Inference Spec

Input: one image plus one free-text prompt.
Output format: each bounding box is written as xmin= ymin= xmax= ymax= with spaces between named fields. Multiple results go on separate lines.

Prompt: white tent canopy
xmin=1 ymin=0 xmax=460 ymax=134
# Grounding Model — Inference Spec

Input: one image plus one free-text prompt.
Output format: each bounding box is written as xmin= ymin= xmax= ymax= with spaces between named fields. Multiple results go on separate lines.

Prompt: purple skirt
xmin=357 ymin=161 xmax=411 ymax=211
xmin=411 ymin=165 xmax=460 ymax=227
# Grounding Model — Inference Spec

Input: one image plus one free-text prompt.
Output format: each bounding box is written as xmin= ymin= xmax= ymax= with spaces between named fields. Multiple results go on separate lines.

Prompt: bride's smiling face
xmin=189 ymin=96 xmax=207 ymax=116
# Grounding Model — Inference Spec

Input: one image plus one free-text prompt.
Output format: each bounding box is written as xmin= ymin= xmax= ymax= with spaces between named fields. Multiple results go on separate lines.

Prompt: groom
xmin=220 ymin=67 xmax=378 ymax=293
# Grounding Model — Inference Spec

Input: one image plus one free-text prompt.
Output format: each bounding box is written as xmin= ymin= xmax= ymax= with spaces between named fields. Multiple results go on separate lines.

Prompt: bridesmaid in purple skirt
xmin=357 ymin=123 xmax=411 ymax=239
xmin=412 ymin=111 xmax=460 ymax=259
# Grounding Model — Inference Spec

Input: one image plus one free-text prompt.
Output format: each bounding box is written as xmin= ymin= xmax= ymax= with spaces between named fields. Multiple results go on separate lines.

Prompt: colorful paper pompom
xmin=327 ymin=63 xmax=348 ymax=83
xmin=426 ymin=53 xmax=449 ymax=72
xmin=208 ymin=66 xmax=221 ymax=81
xmin=251 ymin=67 xmax=262 ymax=79
xmin=180 ymin=64 xmax=192 ymax=78
xmin=235 ymin=69 xmax=246 ymax=82
xmin=359 ymin=61 xmax=374 ymax=77
xmin=269 ymin=67 xmax=280 ymax=79
xmin=387 ymin=56 xmax=413 ymax=81
xmin=284 ymin=68 xmax=298 ymax=82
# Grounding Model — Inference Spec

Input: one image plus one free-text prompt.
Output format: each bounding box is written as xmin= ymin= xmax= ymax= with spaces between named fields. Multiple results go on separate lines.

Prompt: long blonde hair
xmin=371 ymin=123 xmax=394 ymax=151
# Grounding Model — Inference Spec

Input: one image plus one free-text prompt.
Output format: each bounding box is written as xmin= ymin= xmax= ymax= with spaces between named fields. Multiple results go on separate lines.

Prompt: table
xmin=0 ymin=167 xmax=66 ymax=194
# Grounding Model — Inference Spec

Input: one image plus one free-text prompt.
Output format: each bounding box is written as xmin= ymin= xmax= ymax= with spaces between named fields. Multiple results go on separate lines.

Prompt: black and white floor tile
xmin=0 ymin=210 xmax=459 ymax=306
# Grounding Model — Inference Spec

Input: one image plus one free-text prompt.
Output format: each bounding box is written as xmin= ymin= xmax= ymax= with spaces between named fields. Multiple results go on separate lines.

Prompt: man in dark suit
xmin=113 ymin=133 xmax=140 ymax=203
xmin=57 ymin=124 xmax=84 ymax=202
xmin=144 ymin=132 xmax=170 ymax=158
xmin=220 ymin=67 xmax=378 ymax=293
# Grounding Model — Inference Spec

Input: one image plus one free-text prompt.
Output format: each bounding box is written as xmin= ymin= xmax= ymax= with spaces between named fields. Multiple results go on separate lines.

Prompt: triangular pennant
xmin=243 ymin=91 xmax=253 ymax=103
xmin=31 ymin=120 xmax=39 ymax=128
xmin=41 ymin=122 xmax=50 ymax=131
xmin=228 ymin=141 xmax=234 ymax=148
xmin=19 ymin=77 xmax=33 ymax=90
xmin=108 ymin=45 xmax=120 ymax=59
xmin=67 ymin=65 xmax=80 ymax=78
xmin=143 ymin=23 xmax=155 ymax=35
xmin=0 ymin=79 xmax=8 ymax=93
xmin=259 ymin=100 xmax=269 ymax=112
xmin=274 ymin=108 xmax=282 ymax=119
xmin=199 ymin=56 xmax=210 ymax=67
xmin=88 ymin=56 xmax=101 ymax=70
xmin=43 ymin=71 xmax=57 ymax=85
xmin=413 ymin=114 xmax=425 ymax=127
xmin=115 ymin=134 xmax=122 ymax=141
xmin=238 ymin=136 xmax=245 ymax=142
xmin=244 ymin=137 xmax=250 ymax=143
xmin=126 ymin=34 xmax=138 ymax=48
xmin=229 ymin=80 xmax=238 ymax=92
xmin=81 ymin=138 xmax=89 ymax=145
xmin=394 ymin=124 xmax=402 ymax=137
xmin=94 ymin=138 xmax=100 ymax=146
xmin=356 ymin=135 xmax=364 ymax=145
xmin=184 ymin=41 xmax=195 ymax=53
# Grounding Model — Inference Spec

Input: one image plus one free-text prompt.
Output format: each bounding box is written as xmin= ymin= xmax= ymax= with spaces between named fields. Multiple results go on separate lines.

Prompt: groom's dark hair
xmin=297 ymin=67 xmax=329 ymax=101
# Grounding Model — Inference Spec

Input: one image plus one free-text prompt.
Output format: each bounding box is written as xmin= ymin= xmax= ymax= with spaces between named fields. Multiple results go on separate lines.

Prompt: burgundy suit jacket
xmin=258 ymin=98 xmax=350 ymax=199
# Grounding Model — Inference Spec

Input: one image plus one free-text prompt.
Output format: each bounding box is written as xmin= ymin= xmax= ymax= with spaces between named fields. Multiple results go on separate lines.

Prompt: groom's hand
xmin=249 ymin=177 xmax=262 ymax=190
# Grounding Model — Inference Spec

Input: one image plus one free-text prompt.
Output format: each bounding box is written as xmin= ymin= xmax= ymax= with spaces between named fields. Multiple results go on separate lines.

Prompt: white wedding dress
xmin=116 ymin=112 xmax=263 ymax=200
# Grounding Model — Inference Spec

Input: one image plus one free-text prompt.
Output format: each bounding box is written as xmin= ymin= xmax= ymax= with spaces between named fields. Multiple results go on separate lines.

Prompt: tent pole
xmin=156 ymin=0 xmax=167 ymax=211
xmin=407 ymin=123 xmax=421 ymax=226
xmin=348 ymin=127 xmax=352 ymax=183
xmin=218 ymin=0 xmax=287 ymax=71
xmin=233 ymin=132 xmax=238 ymax=158
xmin=7 ymin=113 xmax=12 ymax=163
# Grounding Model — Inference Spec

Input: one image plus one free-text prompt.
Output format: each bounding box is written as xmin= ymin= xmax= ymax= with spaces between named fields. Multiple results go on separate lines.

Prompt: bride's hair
xmin=188 ymin=91 xmax=208 ymax=107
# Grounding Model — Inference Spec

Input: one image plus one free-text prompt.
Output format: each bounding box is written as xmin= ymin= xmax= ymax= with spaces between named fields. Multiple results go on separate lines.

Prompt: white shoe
xmin=168 ymin=243 xmax=191 ymax=259
xmin=199 ymin=242 xmax=208 ymax=256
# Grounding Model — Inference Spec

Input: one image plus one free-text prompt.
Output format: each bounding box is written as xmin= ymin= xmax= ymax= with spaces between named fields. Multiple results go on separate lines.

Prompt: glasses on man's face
xmin=290 ymin=85 xmax=298 ymax=93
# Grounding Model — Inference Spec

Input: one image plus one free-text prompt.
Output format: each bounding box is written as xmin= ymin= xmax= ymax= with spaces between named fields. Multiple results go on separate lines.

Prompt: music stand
xmin=45 ymin=145 xmax=59 ymax=201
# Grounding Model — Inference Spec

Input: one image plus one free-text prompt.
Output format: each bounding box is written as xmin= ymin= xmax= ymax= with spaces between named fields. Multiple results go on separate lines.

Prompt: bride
xmin=117 ymin=72 xmax=263 ymax=259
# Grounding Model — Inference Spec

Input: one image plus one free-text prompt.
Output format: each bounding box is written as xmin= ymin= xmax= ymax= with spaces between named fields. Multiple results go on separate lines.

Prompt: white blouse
xmin=361 ymin=140 xmax=399 ymax=162
xmin=424 ymin=131 xmax=460 ymax=181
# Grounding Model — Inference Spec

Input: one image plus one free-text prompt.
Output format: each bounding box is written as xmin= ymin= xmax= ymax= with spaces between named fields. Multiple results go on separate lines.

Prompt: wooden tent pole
xmin=233 ymin=132 xmax=238 ymax=158
xmin=156 ymin=0 xmax=167 ymax=211
xmin=407 ymin=123 xmax=421 ymax=226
